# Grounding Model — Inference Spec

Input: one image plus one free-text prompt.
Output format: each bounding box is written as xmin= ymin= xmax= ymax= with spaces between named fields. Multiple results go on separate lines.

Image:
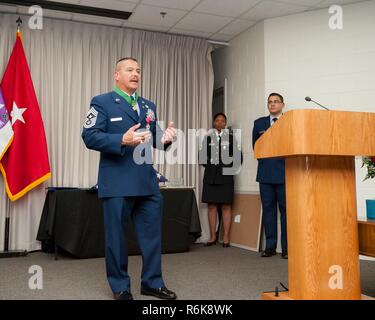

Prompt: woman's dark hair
xmin=213 ymin=112 xmax=227 ymax=122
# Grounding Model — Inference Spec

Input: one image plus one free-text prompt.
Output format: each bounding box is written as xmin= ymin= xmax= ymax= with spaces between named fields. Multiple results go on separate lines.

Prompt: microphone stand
xmin=310 ymin=99 xmax=329 ymax=111
xmin=305 ymin=97 xmax=330 ymax=110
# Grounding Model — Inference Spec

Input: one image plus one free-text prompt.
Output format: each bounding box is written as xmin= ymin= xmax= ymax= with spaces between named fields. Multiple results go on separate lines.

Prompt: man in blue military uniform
xmin=82 ymin=57 xmax=177 ymax=300
xmin=252 ymin=93 xmax=288 ymax=259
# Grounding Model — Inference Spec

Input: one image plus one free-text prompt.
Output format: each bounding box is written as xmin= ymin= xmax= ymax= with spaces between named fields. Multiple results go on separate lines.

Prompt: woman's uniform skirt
xmin=202 ymin=182 xmax=234 ymax=204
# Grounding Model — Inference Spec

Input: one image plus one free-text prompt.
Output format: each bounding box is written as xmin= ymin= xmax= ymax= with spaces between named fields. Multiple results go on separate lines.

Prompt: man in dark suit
xmin=82 ymin=57 xmax=177 ymax=300
xmin=252 ymin=93 xmax=288 ymax=259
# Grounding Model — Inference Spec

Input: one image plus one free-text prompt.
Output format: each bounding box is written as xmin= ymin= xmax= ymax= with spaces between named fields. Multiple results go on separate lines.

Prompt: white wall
xmin=213 ymin=0 xmax=375 ymax=249
xmin=263 ymin=0 xmax=375 ymax=218
xmin=213 ymin=0 xmax=375 ymax=218
xmin=212 ymin=22 xmax=265 ymax=193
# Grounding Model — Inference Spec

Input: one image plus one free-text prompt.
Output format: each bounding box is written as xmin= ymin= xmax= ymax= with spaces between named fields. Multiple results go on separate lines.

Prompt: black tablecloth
xmin=37 ymin=187 xmax=201 ymax=258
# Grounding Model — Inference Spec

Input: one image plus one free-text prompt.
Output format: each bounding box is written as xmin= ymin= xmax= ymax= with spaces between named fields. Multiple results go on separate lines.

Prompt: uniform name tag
xmin=110 ymin=117 xmax=123 ymax=122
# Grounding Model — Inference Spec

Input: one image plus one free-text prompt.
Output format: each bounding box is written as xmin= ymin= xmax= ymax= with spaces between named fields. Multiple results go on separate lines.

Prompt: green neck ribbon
xmin=114 ymin=87 xmax=138 ymax=107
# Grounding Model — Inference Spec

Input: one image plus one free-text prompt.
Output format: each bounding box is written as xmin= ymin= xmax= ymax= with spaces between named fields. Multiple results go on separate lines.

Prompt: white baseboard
xmin=227 ymin=242 xmax=258 ymax=252
xmin=360 ymin=255 xmax=375 ymax=261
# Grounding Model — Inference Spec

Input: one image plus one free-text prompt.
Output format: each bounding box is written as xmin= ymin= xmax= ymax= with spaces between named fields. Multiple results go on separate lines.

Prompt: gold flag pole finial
xmin=16 ymin=16 xmax=22 ymax=36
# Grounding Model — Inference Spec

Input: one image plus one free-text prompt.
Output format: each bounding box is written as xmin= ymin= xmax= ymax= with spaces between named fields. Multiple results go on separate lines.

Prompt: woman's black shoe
xmin=222 ymin=243 xmax=230 ymax=248
xmin=205 ymin=240 xmax=217 ymax=246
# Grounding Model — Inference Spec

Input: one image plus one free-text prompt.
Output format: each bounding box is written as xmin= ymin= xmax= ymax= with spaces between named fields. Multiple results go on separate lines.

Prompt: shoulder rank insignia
xmin=84 ymin=107 xmax=98 ymax=129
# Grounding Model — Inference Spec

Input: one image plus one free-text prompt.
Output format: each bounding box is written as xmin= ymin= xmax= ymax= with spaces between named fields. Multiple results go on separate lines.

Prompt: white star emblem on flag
xmin=10 ymin=102 xmax=27 ymax=125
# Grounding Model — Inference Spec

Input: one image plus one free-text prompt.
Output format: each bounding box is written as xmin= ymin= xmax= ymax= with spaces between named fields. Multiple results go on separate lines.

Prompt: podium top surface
xmin=254 ymin=109 xmax=375 ymax=158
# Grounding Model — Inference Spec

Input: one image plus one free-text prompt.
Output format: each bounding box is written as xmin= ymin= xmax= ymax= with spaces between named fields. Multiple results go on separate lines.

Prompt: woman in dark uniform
xmin=199 ymin=113 xmax=242 ymax=247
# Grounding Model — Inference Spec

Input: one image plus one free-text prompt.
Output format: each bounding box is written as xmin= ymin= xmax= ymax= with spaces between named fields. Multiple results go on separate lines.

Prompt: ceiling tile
xmin=169 ymin=28 xmax=212 ymax=39
xmin=48 ymin=0 xmax=80 ymax=4
xmin=120 ymin=0 xmax=142 ymax=3
xmin=209 ymin=33 xmax=233 ymax=42
xmin=41 ymin=9 xmax=73 ymax=19
xmin=241 ymin=0 xmax=310 ymax=21
xmin=313 ymin=0 xmax=364 ymax=8
xmin=140 ymin=0 xmax=202 ymax=11
xmin=17 ymin=1 xmax=73 ymax=19
xmin=275 ymin=0 xmax=323 ymax=7
xmin=129 ymin=4 xmax=187 ymax=28
xmin=122 ymin=21 xmax=170 ymax=32
xmin=193 ymin=0 xmax=261 ymax=18
xmin=7 ymin=0 xmax=362 ymax=38
xmin=217 ymin=18 xmax=257 ymax=35
xmin=16 ymin=5 xmax=72 ymax=20
xmin=173 ymin=12 xmax=233 ymax=33
xmin=71 ymin=13 xmax=124 ymax=26
xmin=79 ymin=0 xmax=136 ymax=11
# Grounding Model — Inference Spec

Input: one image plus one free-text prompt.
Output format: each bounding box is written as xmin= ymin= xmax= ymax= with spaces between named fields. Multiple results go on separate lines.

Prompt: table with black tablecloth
xmin=37 ymin=187 xmax=201 ymax=258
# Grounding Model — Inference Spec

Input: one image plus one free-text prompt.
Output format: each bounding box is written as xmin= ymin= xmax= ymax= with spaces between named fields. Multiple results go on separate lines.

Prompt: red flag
xmin=0 ymin=32 xmax=51 ymax=201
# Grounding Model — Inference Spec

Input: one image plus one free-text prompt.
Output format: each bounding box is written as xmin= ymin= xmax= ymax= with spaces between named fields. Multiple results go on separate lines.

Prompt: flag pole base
xmin=0 ymin=250 xmax=28 ymax=258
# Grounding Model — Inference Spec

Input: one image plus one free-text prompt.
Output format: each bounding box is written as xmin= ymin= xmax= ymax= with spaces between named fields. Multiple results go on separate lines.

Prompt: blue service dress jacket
xmin=252 ymin=116 xmax=285 ymax=184
xmin=82 ymin=91 xmax=167 ymax=198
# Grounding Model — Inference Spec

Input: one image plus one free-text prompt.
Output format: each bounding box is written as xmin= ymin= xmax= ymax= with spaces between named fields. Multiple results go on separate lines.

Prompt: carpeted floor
xmin=0 ymin=244 xmax=374 ymax=300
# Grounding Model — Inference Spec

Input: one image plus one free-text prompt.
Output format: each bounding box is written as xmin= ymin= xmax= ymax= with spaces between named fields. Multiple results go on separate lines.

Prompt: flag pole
xmin=0 ymin=198 xmax=27 ymax=258
xmin=0 ymin=17 xmax=28 ymax=258
xmin=4 ymin=198 xmax=10 ymax=251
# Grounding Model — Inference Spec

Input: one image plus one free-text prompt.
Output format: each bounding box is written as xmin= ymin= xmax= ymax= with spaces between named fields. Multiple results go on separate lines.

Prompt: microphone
xmin=305 ymin=96 xmax=329 ymax=110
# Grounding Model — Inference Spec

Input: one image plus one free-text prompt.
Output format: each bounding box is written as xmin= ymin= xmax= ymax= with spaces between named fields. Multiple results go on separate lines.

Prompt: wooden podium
xmin=254 ymin=109 xmax=375 ymax=300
